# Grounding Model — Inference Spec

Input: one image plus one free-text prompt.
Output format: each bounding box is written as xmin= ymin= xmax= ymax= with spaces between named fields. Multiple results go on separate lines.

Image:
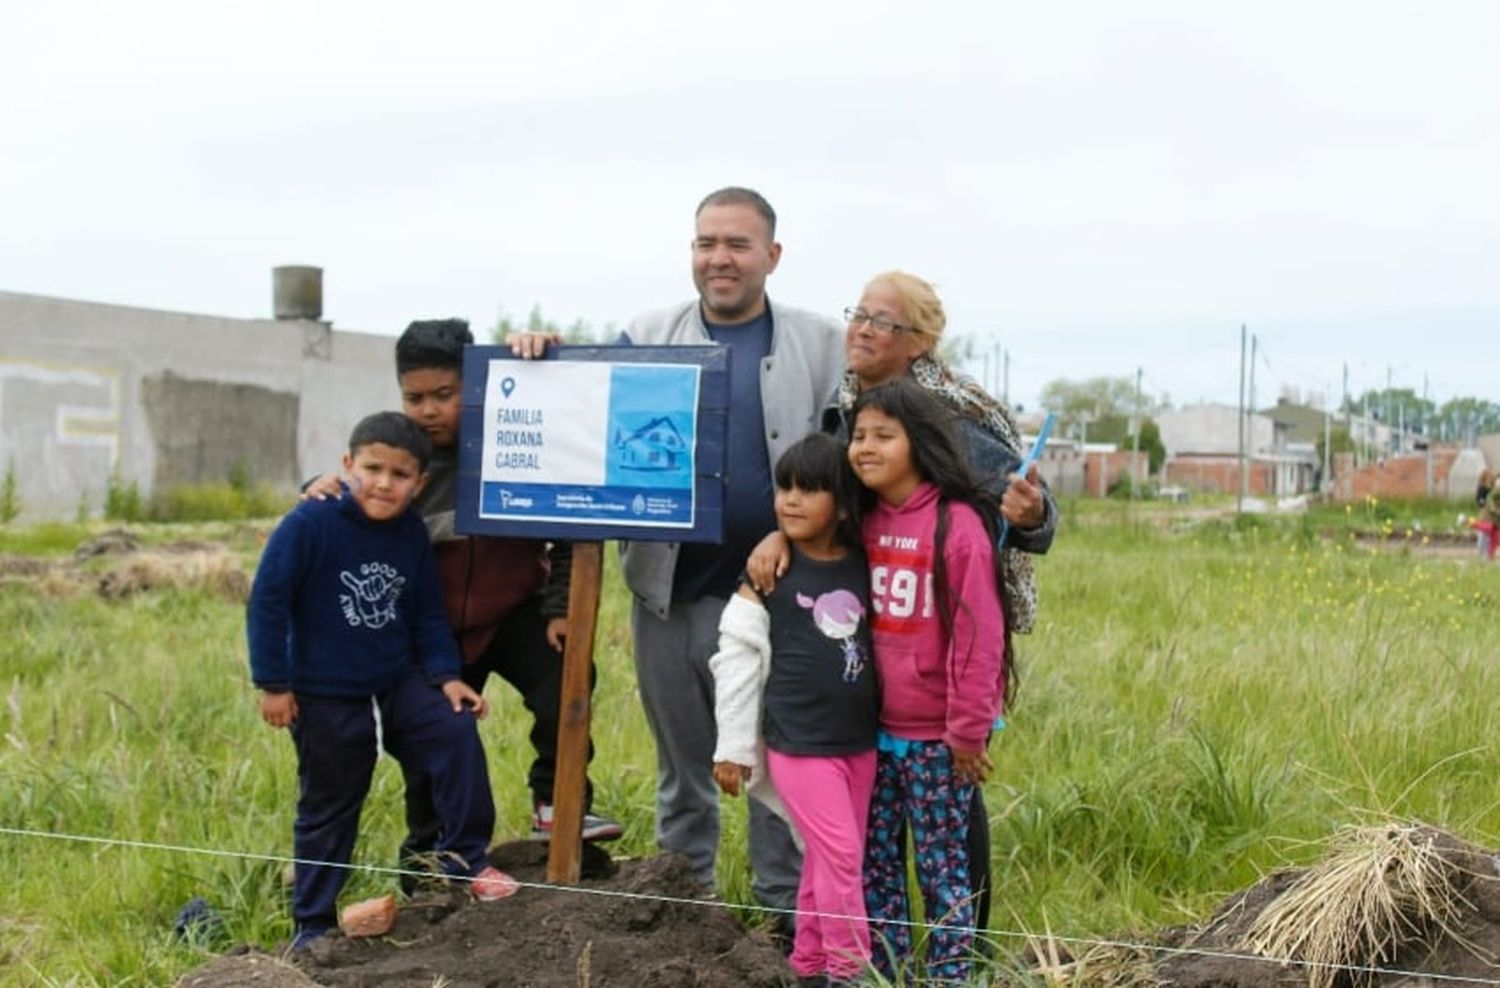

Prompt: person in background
xmin=1477 ymin=469 xmax=1499 ymax=562
xmin=1476 ymin=469 xmax=1495 ymax=560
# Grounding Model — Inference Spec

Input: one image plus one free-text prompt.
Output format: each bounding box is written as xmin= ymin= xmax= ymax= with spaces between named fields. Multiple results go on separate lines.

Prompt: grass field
xmin=1 ymin=499 xmax=1496 ymax=985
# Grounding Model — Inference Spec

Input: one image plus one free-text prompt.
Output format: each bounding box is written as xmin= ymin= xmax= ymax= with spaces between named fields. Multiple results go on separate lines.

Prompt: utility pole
xmin=1131 ymin=366 xmax=1143 ymax=499
xmin=1323 ymin=398 xmax=1332 ymax=495
xmin=1248 ymin=333 xmax=1258 ymax=497
xmin=1237 ymin=324 xmax=1247 ymax=514
xmin=1386 ymin=364 xmax=1393 ymax=457
xmin=1362 ymin=392 xmax=1370 ymax=465
xmin=1003 ymin=347 xmax=1010 ymax=406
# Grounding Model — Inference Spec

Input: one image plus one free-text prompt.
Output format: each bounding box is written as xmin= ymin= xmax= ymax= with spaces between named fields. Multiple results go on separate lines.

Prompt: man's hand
xmin=713 ymin=761 xmax=752 ymax=796
xmin=259 ymin=690 xmax=298 ymax=728
xmin=545 ymin=617 xmax=567 ymax=653
xmin=442 ymin=680 xmax=488 ymax=718
xmin=745 ymin=530 xmax=790 ymax=594
xmin=300 ymin=473 xmax=342 ymax=502
xmin=950 ymin=746 xmax=993 ymax=785
xmin=506 ymin=331 xmax=564 ymax=360
xmin=1001 ymin=463 xmax=1045 ymax=530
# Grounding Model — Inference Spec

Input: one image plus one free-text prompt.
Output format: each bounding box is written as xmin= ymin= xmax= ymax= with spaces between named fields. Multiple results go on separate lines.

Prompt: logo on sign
xmin=500 ymin=489 xmax=534 ymax=509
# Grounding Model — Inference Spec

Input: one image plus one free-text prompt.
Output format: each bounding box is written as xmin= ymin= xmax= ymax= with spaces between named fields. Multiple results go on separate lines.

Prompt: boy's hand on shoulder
xmin=259 ymin=690 xmax=298 ymax=728
xmin=545 ymin=617 xmax=567 ymax=653
xmin=713 ymin=761 xmax=751 ymax=797
xmin=442 ymin=680 xmax=488 ymax=719
xmin=299 ymin=473 xmax=343 ymax=502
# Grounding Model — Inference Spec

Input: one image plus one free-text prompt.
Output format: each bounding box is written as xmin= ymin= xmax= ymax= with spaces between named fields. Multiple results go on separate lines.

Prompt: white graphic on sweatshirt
xmin=796 ymin=589 xmax=869 ymax=683
xmin=339 ymin=562 xmax=406 ymax=629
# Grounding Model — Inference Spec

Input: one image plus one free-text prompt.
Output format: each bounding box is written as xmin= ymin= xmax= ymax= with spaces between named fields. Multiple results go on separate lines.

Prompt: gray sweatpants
xmin=631 ymin=595 xmax=801 ymax=911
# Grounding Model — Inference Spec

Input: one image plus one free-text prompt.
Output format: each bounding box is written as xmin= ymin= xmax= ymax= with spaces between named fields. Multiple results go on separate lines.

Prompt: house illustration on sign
xmin=614 ymin=415 xmax=688 ymax=472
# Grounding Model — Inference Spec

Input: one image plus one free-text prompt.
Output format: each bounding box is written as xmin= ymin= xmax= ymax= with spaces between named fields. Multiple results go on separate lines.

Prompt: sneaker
xmin=531 ymin=802 xmax=624 ymax=842
xmin=470 ymin=865 xmax=520 ymax=901
xmin=289 ymin=925 xmax=332 ymax=952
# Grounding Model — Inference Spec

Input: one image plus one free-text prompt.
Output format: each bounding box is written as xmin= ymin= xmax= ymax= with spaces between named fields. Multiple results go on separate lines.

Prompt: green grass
xmin=1 ymin=504 xmax=1497 ymax=984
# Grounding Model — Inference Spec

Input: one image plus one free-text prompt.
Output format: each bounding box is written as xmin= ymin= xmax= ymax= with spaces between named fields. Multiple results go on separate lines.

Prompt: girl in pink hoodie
xmin=847 ymin=378 xmax=1008 ymax=984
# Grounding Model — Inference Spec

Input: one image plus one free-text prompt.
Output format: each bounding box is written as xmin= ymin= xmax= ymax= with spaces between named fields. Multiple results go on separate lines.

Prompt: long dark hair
xmin=850 ymin=378 xmax=1015 ymax=704
xmin=773 ymin=433 xmax=862 ymax=550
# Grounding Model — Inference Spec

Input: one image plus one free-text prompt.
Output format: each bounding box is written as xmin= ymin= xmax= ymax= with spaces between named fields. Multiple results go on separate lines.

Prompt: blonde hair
xmin=865 ymin=271 xmax=945 ymax=354
xmin=1482 ymin=469 xmax=1496 ymax=487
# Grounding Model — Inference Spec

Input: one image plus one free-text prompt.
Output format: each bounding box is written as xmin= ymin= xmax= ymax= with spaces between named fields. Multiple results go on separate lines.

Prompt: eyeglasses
xmin=843 ymin=307 xmax=907 ymax=335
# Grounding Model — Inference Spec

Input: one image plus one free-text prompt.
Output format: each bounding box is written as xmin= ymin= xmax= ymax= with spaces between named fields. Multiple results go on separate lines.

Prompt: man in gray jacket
xmin=513 ymin=187 xmax=843 ymax=922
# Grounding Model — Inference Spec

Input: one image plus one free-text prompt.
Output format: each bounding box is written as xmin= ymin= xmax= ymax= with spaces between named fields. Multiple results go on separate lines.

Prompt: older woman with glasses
xmin=750 ymin=270 xmax=1056 ymax=963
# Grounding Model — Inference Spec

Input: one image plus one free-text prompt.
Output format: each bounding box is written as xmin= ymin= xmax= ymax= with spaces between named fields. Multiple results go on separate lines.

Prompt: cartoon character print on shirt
xmin=796 ymin=589 xmax=870 ymax=683
xmin=339 ymin=562 xmax=405 ymax=629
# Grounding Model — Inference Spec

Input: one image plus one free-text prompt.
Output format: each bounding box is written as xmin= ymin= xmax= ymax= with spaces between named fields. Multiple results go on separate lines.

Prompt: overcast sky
xmin=5 ymin=1 xmax=1496 ymax=415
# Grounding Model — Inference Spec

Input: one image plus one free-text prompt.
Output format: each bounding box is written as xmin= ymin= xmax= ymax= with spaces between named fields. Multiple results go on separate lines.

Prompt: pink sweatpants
xmin=767 ymin=748 xmax=878 ymax=980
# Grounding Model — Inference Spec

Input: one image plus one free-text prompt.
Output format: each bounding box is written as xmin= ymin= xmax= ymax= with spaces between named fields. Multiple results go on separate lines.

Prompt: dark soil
xmin=177 ymin=843 xmax=798 ymax=988
xmin=178 ymin=828 xmax=1500 ymax=987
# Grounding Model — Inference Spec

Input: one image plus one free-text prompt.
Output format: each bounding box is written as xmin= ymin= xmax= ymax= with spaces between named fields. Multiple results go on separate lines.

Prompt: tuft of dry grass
xmin=1239 ymin=824 xmax=1475 ymax=988
xmin=95 ymin=548 xmax=250 ymax=601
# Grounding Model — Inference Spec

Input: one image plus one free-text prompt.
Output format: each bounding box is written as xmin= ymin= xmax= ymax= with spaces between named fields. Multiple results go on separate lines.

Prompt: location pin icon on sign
xmin=500 ymin=377 xmax=516 ymax=398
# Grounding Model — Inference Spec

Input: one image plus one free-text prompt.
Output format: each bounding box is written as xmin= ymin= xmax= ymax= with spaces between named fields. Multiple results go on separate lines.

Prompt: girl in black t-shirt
xmin=709 ymin=433 xmax=879 ymax=984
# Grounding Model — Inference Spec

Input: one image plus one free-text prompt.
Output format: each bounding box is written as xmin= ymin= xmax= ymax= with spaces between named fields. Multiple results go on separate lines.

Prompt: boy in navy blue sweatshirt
xmin=248 ymin=411 xmax=519 ymax=950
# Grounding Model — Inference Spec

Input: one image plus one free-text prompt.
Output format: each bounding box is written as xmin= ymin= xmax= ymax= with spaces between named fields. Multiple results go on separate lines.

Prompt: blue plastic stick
xmin=997 ymin=412 xmax=1056 ymax=549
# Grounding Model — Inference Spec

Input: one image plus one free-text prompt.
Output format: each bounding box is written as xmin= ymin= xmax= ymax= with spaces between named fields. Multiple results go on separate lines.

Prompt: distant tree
xmin=1039 ymin=376 xmax=1163 ymax=432
xmin=1348 ymin=387 xmax=1435 ymax=430
xmin=1315 ymin=424 xmax=1357 ymax=467
xmin=490 ymin=304 xmax=601 ymax=345
xmin=1436 ymin=396 xmax=1500 ymax=440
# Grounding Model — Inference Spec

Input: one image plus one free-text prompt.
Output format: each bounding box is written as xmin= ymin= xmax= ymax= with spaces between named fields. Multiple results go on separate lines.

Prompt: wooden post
xmin=545 ymin=541 xmax=603 ymax=883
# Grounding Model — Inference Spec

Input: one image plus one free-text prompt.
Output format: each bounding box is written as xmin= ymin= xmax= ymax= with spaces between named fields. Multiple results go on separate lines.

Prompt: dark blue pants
xmin=402 ymin=596 xmax=597 ymax=863
xmin=290 ymin=667 xmax=495 ymax=936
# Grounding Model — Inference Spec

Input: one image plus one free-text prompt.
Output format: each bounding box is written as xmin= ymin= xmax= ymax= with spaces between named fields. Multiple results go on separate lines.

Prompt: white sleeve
xmin=708 ymin=592 xmax=771 ymax=768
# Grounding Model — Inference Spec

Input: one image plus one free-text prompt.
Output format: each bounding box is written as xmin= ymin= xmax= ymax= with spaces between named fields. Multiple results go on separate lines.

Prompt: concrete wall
xmin=1157 ymin=403 xmax=1276 ymax=457
xmin=0 ymin=291 xmax=396 ymax=520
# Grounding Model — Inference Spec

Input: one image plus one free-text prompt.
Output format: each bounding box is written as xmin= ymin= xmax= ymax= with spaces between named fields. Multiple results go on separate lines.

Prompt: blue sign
xmin=456 ymin=346 xmax=727 ymax=543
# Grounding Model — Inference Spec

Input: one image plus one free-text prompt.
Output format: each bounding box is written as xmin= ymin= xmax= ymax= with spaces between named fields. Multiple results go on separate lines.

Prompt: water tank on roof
xmin=273 ymin=266 xmax=323 ymax=321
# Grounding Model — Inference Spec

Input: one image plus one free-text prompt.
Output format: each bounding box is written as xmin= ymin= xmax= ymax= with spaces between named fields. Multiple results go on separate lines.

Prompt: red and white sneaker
xmin=531 ymin=802 xmax=624 ymax=842
xmin=470 ymin=865 xmax=520 ymax=901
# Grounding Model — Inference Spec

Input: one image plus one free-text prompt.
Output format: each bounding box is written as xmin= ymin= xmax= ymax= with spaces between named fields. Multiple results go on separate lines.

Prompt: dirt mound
xmin=178 ymin=844 xmax=796 ymax=988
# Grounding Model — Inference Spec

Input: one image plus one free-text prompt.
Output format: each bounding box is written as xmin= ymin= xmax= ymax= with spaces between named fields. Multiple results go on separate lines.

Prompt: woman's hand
xmin=1001 ymin=464 xmax=1045 ymax=529
xmin=950 ymin=746 xmax=993 ymax=785
xmin=745 ymin=530 xmax=791 ymax=594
